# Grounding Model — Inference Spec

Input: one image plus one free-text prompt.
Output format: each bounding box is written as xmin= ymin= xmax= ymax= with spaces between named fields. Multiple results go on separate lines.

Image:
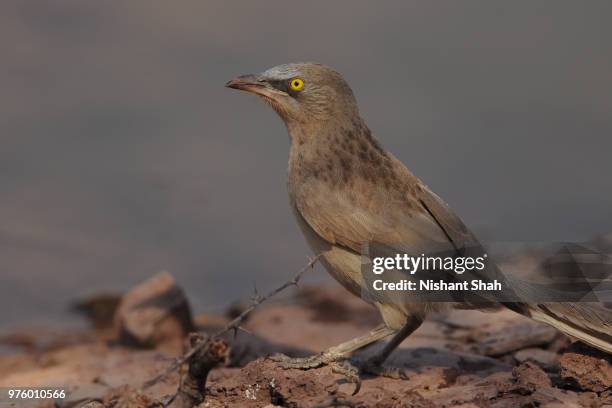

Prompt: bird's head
xmin=226 ymin=62 xmax=359 ymax=125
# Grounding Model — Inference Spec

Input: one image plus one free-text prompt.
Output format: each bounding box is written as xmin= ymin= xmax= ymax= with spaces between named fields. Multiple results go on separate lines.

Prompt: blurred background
xmin=1 ymin=1 xmax=611 ymax=327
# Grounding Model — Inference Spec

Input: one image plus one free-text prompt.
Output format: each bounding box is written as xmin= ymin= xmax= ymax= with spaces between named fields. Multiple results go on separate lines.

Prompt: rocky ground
xmin=0 ymin=275 xmax=610 ymax=408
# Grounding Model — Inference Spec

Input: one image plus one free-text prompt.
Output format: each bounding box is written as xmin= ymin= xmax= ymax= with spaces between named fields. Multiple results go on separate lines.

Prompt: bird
xmin=226 ymin=62 xmax=611 ymax=383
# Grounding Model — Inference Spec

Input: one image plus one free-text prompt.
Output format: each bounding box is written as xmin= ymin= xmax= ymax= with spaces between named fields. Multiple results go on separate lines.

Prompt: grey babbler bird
xmin=226 ymin=62 xmax=611 ymax=379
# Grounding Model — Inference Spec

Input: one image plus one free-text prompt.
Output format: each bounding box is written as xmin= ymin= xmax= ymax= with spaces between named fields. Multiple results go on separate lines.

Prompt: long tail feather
xmin=517 ymin=302 xmax=612 ymax=353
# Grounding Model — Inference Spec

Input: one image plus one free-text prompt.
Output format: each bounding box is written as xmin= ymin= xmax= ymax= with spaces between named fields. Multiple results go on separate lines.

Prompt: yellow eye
xmin=290 ymin=78 xmax=304 ymax=91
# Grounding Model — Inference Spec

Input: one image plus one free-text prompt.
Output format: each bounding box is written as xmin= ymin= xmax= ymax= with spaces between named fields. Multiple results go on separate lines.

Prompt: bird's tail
xmin=509 ymin=301 xmax=612 ymax=353
xmin=493 ymin=254 xmax=612 ymax=354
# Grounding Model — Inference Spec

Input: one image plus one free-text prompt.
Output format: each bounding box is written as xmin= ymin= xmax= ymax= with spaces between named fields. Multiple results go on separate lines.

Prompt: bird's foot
xmin=269 ymin=353 xmax=409 ymax=396
xmin=324 ymin=358 xmax=410 ymax=395
xmin=269 ymin=351 xmax=345 ymax=369
xmin=269 ymin=353 xmax=363 ymax=394
xmin=329 ymin=359 xmax=362 ymax=395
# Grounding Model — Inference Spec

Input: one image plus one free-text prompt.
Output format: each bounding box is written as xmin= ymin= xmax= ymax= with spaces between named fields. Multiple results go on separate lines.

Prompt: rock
xmin=2 ymin=281 xmax=609 ymax=407
xmin=79 ymin=402 xmax=105 ymax=408
xmin=113 ymin=272 xmax=194 ymax=348
xmin=600 ymin=389 xmax=612 ymax=405
xmin=559 ymin=342 xmax=612 ymax=392
xmin=205 ymin=359 xmax=344 ymax=407
xmin=470 ymin=320 xmax=557 ymax=356
xmin=533 ymin=388 xmax=593 ymax=408
xmin=514 ymin=348 xmax=558 ymax=369
xmin=512 ymin=361 xmax=552 ymax=394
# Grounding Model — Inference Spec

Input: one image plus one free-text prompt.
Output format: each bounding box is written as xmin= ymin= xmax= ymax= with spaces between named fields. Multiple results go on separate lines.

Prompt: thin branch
xmin=141 ymin=255 xmax=320 ymax=390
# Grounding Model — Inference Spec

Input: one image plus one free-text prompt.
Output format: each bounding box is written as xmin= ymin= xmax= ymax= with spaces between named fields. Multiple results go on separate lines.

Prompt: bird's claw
xmin=332 ymin=358 xmax=410 ymax=395
xmin=361 ymin=362 xmax=409 ymax=380
xmin=329 ymin=359 xmax=409 ymax=395
xmin=330 ymin=360 xmax=362 ymax=395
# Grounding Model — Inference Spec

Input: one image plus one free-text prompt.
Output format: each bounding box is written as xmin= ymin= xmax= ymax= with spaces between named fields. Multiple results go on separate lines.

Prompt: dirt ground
xmin=0 ymin=284 xmax=610 ymax=408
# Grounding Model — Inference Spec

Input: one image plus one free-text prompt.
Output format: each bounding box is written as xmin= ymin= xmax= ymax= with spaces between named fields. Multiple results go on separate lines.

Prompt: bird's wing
xmin=293 ymin=175 xmax=476 ymax=258
xmin=415 ymin=183 xmax=480 ymax=249
xmin=293 ymin=161 xmax=505 ymax=302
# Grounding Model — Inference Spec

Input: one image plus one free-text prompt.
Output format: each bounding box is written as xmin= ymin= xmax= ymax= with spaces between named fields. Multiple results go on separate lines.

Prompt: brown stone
xmin=514 ymin=348 xmax=558 ymax=368
xmin=113 ymin=271 xmax=194 ymax=348
xmin=512 ymin=361 xmax=552 ymax=394
xmin=559 ymin=342 xmax=612 ymax=392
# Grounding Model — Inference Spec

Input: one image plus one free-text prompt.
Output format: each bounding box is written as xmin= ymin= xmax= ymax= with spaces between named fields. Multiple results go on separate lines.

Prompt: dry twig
xmin=141 ymin=255 xmax=320 ymax=391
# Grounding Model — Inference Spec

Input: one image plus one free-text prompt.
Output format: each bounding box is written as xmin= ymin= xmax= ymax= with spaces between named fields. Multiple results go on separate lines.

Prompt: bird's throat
xmin=287 ymin=118 xmax=394 ymax=191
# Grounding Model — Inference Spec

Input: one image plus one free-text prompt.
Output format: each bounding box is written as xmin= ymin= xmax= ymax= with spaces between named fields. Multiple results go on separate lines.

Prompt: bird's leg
xmin=270 ymin=324 xmax=395 ymax=369
xmin=360 ymin=317 xmax=422 ymax=378
xmin=271 ymin=318 xmax=421 ymax=396
xmin=326 ymin=318 xmax=423 ymax=395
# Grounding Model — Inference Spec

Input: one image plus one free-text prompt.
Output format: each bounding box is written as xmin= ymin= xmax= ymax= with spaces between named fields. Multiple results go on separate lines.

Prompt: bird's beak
xmin=225 ymin=74 xmax=262 ymax=91
xmin=225 ymin=74 xmax=288 ymax=98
